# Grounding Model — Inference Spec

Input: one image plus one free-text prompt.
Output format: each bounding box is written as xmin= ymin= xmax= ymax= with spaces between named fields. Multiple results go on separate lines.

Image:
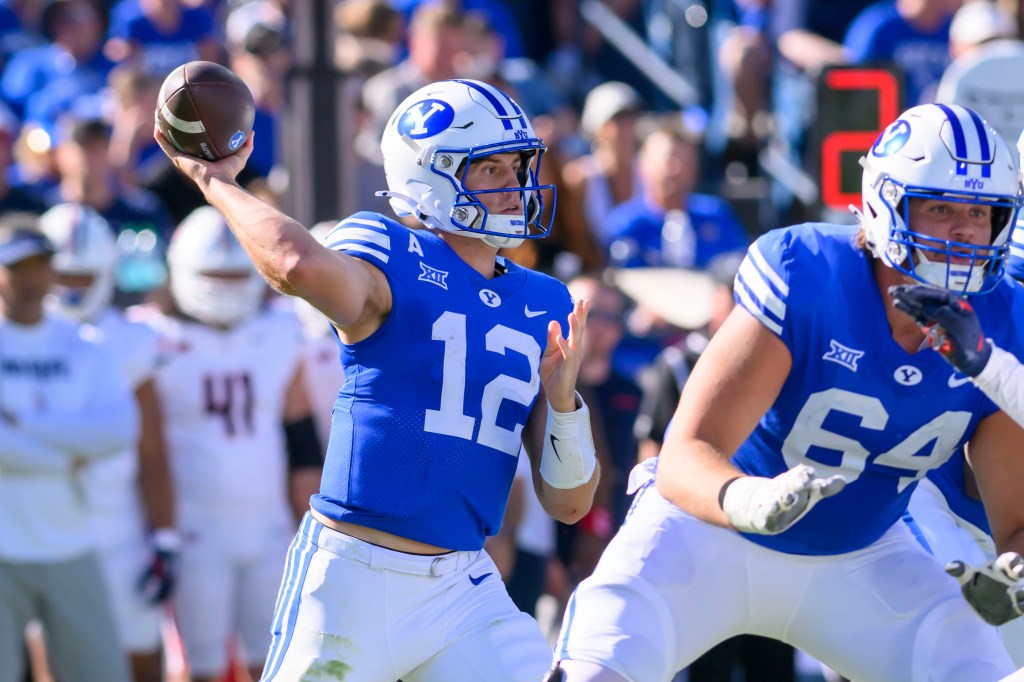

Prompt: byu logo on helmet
xmin=872 ymin=120 xmax=911 ymax=157
xmin=397 ymin=99 xmax=455 ymax=139
xmin=229 ymin=130 xmax=246 ymax=150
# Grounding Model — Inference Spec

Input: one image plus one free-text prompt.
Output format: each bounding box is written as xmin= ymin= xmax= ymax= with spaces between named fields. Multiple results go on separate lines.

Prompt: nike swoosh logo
xmin=468 ymin=572 xmax=492 ymax=586
xmin=549 ymin=434 xmax=562 ymax=462
xmin=948 ymin=373 xmax=973 ymax=388
xmin=524 ymin=306 xmax=547 ymax=318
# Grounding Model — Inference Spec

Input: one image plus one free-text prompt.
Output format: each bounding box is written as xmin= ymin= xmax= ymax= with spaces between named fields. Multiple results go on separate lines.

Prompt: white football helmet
xmin=860 ymin=103 xmax=1022 ymax=295
xmin=167 ymin=206 xmax=265 ymax=327
xmin=377 ymin=79 xmax=555 ymax=249
xmin=39 ymin=202 xmax=117 ymax=322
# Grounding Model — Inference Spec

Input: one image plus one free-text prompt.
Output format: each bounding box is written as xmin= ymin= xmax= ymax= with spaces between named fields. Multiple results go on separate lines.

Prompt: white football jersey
xmin=0 ymin=315 xmax=136 ymax=561
xmin=136 ymin=307 xmax=303 ymax=532
xmin=80 ymin=308 xmax=164 ymax=545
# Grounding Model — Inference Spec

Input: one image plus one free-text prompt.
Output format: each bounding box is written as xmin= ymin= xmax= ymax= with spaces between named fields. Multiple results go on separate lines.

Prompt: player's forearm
xmin=199 ymin=176 xmax=375 ymax=326
xmin=198 ymin=175 xmax=318 ymax=296
xmin=655 ymin=438 xmax=746 ymax=528
xmin=537 ymin=461 xmax=600 ymax=524
xmin=136 ymin=381 xmax=175 ymax=530
xmin=0 ymin=423 xmax=72 ymax=474
xmin=972 ymin=346 xmax=1024 ymax=429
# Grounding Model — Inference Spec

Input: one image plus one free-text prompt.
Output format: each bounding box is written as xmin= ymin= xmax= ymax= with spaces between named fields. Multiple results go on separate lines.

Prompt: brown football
xmin=156 ymin=61 xmax=255 ymax=161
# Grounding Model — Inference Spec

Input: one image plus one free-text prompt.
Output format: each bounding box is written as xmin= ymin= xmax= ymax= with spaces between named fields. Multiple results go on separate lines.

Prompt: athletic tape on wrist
xmin=540 ymin=391 xmax=597 ymax=490
xmin=721 ymin=476 xmax=767 ymax=533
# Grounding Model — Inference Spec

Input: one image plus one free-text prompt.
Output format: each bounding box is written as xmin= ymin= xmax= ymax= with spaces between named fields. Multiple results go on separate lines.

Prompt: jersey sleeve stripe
xmin=340 ymin=217 xmax=388 ymax=231
xmin=738 ymin=257 xmax=786 ymax=321
xmin=748 ymin=242 xmax=789 ymax=297
xmin=735 ymin=279 xmax=784 ymax=336
xmin=324 ymin=228 xmax=391 ymax=250
xmin=333 ymin=243 xmax=390 ymax=264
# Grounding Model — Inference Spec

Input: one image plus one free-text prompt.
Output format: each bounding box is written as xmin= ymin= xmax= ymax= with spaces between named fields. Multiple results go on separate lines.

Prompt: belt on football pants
xmin=308 ymin=515 xmax=481 ymax=577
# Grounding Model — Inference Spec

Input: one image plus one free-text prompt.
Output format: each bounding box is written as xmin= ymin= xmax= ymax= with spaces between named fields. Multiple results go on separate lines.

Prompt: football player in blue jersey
xmin=890 ymin=220 xmax=1024 ymax=664
xmin=548 ymin=102 xmax=1024 ymax=682
xmin=154 ymin=78 xmax=599 ymax=682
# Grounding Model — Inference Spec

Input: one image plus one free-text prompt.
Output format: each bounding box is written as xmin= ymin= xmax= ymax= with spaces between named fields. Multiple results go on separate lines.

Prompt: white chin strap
xmin=479 ymin=213 xmax=526 ymax=249
xmin=913 ymin=250 xmax=986 ymax=293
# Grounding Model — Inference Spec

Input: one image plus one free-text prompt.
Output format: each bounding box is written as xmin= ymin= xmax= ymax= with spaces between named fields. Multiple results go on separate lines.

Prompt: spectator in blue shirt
xmin=606 ymin=119 xmax=749 ymax=270
xmin=105 ymin=0 xmax=219 ymax=75
xmin=844 ymin=0 xmax=959 ymax=106
xmin=48 ymin=116 xmax=171 ymax=241
xmin=0 ymin=0 xmax=112 ymax=121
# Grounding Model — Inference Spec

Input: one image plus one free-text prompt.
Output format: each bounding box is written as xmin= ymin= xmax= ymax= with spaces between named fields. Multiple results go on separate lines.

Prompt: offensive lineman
xmin=552 ymin=104 xmax=1024 ymax=681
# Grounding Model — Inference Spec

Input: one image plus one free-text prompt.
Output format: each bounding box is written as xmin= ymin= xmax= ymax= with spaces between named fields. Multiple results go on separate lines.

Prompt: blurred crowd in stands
xmin=3 ymin=0 xmax=1024 ymax=680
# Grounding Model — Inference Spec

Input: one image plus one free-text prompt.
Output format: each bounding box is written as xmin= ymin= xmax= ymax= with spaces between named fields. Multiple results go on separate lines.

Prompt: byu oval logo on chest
xmin=479 ymin=289 xmax=501 ymax=307
xmin=894 ymin=365 xmax=923 ymax=386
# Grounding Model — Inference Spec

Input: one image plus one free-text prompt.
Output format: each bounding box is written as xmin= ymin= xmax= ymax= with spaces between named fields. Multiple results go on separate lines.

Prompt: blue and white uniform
xmin=310 ymin=212 xmax=572 ymax=550
xmin=731 ymin=223 xmax=1022 ymax=555
xmin=262 ymin=213 xmax=572 ymax=682
xmin=555 ymin=224 xmax=1021 ymax=682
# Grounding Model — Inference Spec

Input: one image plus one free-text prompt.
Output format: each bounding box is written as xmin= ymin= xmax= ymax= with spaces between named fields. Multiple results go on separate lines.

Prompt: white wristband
xmin=540 ymin=392 xmax=597 ymax=489
xmin=972 ymin=344 xmax=1024 ymax=430
xmin=721 ymin=476 xmax=771 ymax=533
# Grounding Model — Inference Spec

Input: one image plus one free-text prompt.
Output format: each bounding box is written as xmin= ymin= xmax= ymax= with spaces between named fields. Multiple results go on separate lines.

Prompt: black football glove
xmin=888 ymin=284 xmax=992 ymax=377
xmin=947 ymin=552 xmax=1024 ymax=626
xmin=137 ymin=529 xmax=180 ymax=605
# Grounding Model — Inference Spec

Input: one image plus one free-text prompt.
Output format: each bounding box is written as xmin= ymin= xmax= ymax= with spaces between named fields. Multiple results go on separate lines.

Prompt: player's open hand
xmin=888 ymin=284 xmax=991 ymax=377
xmin=721 ymin=464 xmax=846 ymax=535
xmin=153 ymin=122 xmax=253 ymax=190
xmin=540 ymin=298 xmax=590 ymax=413
xmin=947 ymin=552 xmax=1024 ymax=625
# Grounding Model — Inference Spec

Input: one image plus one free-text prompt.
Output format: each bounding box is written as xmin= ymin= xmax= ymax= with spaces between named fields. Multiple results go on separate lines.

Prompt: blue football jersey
xmin=732 ymin=223 xmax=1024 ymax=555
xmin=309 ymin=213 xmax=574 ymax=551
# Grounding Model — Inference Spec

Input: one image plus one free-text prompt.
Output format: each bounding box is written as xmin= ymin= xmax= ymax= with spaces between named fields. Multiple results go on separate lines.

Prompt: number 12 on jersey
xmin=424 ymin=311 xmax=541 ymax=456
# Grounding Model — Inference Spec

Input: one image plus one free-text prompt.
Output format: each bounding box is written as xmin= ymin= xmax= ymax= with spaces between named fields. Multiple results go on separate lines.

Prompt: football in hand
xmin=156 ymin=61 xmax=255 ymax=161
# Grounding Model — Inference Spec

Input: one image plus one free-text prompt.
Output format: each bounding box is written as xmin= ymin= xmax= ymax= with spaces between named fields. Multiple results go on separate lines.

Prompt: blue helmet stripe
xmin=452 ymin=79 xmax=514 ymax=130
xmin=935 ymin=103 xmax=968 ymax=176
xmin=964 ymin=107 xmax=993 ymax=178
xmin=499 ymin=89 xmax=528 ymax=129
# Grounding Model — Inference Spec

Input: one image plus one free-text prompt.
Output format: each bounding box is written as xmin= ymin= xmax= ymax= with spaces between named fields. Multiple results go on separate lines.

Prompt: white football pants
xmin=555 ymin=479 xmax=1015 ymax=682
xmin=259 ymin=513 xmax=551 ymax=681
